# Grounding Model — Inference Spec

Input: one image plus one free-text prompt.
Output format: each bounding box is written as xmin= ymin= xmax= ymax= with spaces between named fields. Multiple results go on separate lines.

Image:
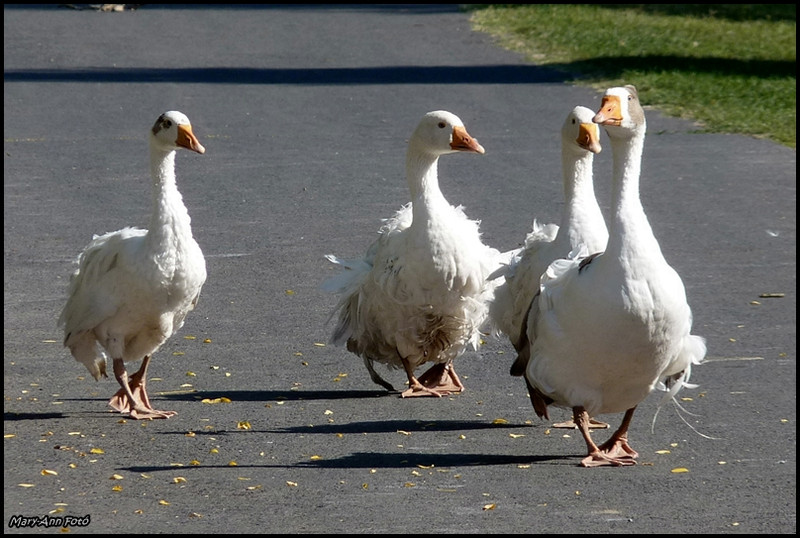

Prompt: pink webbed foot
xmin=417 ymin=362 xmax=464 ymax=393
xmin=109 ymin=357 xmax=176 ymax=419
xmin=581 ymin=437 xmax=638 ymax=467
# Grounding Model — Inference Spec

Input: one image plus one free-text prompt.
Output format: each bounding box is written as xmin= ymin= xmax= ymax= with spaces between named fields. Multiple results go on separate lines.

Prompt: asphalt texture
xmin=3 ymin=4 xmax=796 ymax=535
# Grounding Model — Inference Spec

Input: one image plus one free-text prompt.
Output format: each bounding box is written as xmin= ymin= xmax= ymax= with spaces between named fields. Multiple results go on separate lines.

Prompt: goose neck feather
xmin=146 ymin=144 xmax=197 ymax=275
xmin=406 ymin=149 xmax=445 ymax=208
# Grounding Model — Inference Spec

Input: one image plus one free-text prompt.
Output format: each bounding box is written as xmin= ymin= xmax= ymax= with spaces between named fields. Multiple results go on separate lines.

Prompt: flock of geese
xmin=58 ymin=85 xmax=706 ymax=467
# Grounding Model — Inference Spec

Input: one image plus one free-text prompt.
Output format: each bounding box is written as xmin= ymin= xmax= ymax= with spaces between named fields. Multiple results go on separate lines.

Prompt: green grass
xmin=467 ymin=4 xmax=796 ymax=148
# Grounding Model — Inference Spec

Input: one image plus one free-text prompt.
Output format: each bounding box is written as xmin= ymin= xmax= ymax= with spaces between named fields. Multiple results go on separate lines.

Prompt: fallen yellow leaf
xmin=671 ymin=467 xmax=690 ymax=473
xmin=201 ymin=397 xmax=232 ymax=404
xmin=483 ymin=503 xmax=496 ymax=511
xmin=41 ymin=469 xmax=58 ymax=476
xmin=90 ymin=448 xmax=104 ymax=454
xmin=286 ymin=481 xmax=298 ymax=487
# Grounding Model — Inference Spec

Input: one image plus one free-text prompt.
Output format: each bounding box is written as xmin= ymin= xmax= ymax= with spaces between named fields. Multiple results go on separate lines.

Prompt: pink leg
xmin=595 ymin=407 xmax=638 ymax=460
xmin=552 ymin=416 xmax=609 ymax=429
xmin=575 ymin=407 xmax=637 ymax=468
xmin=109 ymin=356 xmax=176 ymax=419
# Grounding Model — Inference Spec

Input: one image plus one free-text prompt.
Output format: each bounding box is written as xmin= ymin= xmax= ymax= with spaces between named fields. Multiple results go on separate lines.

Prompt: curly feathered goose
xmin=323 ymin=110 xmax=500 ymax=398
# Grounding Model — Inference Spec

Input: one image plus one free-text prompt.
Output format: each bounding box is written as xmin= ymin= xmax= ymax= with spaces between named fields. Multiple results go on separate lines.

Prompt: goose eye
xmin=164 ymin=120 xmax=172 ymax=128
xmin=437 ymin=121 xmax=446 ymax=129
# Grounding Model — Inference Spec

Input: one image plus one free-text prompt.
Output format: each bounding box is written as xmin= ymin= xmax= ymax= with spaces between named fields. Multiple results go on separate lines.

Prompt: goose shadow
xmin=156 ymin=418 xmax=533 ymax=436
xmin=159 ymin=388 xmax=399 ymax=403
xmin=4 ymin=411 xmax=69 ymax=421
xmin=118 ymin=451 xmax=569 ymax=474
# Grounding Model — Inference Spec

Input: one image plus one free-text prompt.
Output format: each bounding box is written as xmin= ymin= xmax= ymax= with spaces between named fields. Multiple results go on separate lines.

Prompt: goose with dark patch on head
xmin=59 ymin=110 xmax=207 ymax=419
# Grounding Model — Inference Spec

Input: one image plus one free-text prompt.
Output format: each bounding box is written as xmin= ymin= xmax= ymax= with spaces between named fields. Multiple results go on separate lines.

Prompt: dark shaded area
xmin=155 ymin=418 xmax=530 ymax=436
xmin=3 ymin=412 xmax=67 ymax=421
xmin=294 ymin=451 xmax=566 ymax=469
xmin=598 ymin=4 xmax=796 ymax=22
xmin=5 ymin=58 xmax=791 ymax=88
xmin=555 ymin=56 xmax=795 ymax=82
xmin=118 ymin=452 xmax=566 ymax=473
xmin=3 ymin=65 xmax=566 ymax=85
xmin=160 ymin=389 xmax=394 ymax=402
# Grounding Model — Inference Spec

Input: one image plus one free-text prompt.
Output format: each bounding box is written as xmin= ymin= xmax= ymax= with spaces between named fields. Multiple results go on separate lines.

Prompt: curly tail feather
xmin=64 ymin=331 xmax=108 ymax=381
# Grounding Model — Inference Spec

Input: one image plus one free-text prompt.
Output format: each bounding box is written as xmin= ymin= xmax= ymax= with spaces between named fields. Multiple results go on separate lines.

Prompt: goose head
xmin=592 ymin=85 xmax=646 ymax=139
xmin=151 ymin=111 xmax=205 ymax=154
xmin=409 ymin=110 xmax=485 ymax=157
xmin=564 ymin=105 xmax=602 ymax=155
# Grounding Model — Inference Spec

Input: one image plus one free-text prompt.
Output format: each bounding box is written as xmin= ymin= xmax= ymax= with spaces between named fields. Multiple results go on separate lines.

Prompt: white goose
xmin=520 ymin=86 xmax=706 ymax=466
xmin=58 ymin=111 xmax=207 ymax=419
xmin=323 ymin=110 xmax=498 ymax=398
xmin=490 ymin=105 xmax=606 ymax=355
xmin=489 ymin=105 xmax=608 ymax=430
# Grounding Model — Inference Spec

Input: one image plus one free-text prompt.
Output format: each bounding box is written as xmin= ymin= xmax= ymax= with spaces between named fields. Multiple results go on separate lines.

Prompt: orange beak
xmin=577 ymin=122 xmax=602 ymax=154
xmin=593 ymin=95 xmax=623 ymax=127
xmin=451 ymin=125 xmax=485 ymax=154
xmin=176 ymin=124 xmax=206 ymax=154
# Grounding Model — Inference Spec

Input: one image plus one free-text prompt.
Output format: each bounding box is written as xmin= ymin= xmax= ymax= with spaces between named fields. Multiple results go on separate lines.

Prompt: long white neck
xmin=407 ymin=144 xmax=447 ymax=223
xmin=605 ymin=130 xmax=663 ymax=261
xmin=559 ymin=148 xmax=604 ymax=250
xmin=146 ymin=144 xmax=193 ymax=252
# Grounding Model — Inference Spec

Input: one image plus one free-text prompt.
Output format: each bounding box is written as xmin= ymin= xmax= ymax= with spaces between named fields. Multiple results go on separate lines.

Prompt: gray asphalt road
xmin=4 ymin=4 xmax=796 ymax=534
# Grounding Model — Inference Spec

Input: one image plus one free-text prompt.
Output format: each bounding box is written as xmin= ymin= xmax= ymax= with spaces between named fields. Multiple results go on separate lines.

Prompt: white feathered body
xmin=59 ymin=146 xmax=206 ymax=380
xmin=523 ymin=90 xmax=705 ymax=418
xmin=326 ymin=199 xmax=498 ymax=373
xmin=527 ymin=230 xmax=705 ymax=416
